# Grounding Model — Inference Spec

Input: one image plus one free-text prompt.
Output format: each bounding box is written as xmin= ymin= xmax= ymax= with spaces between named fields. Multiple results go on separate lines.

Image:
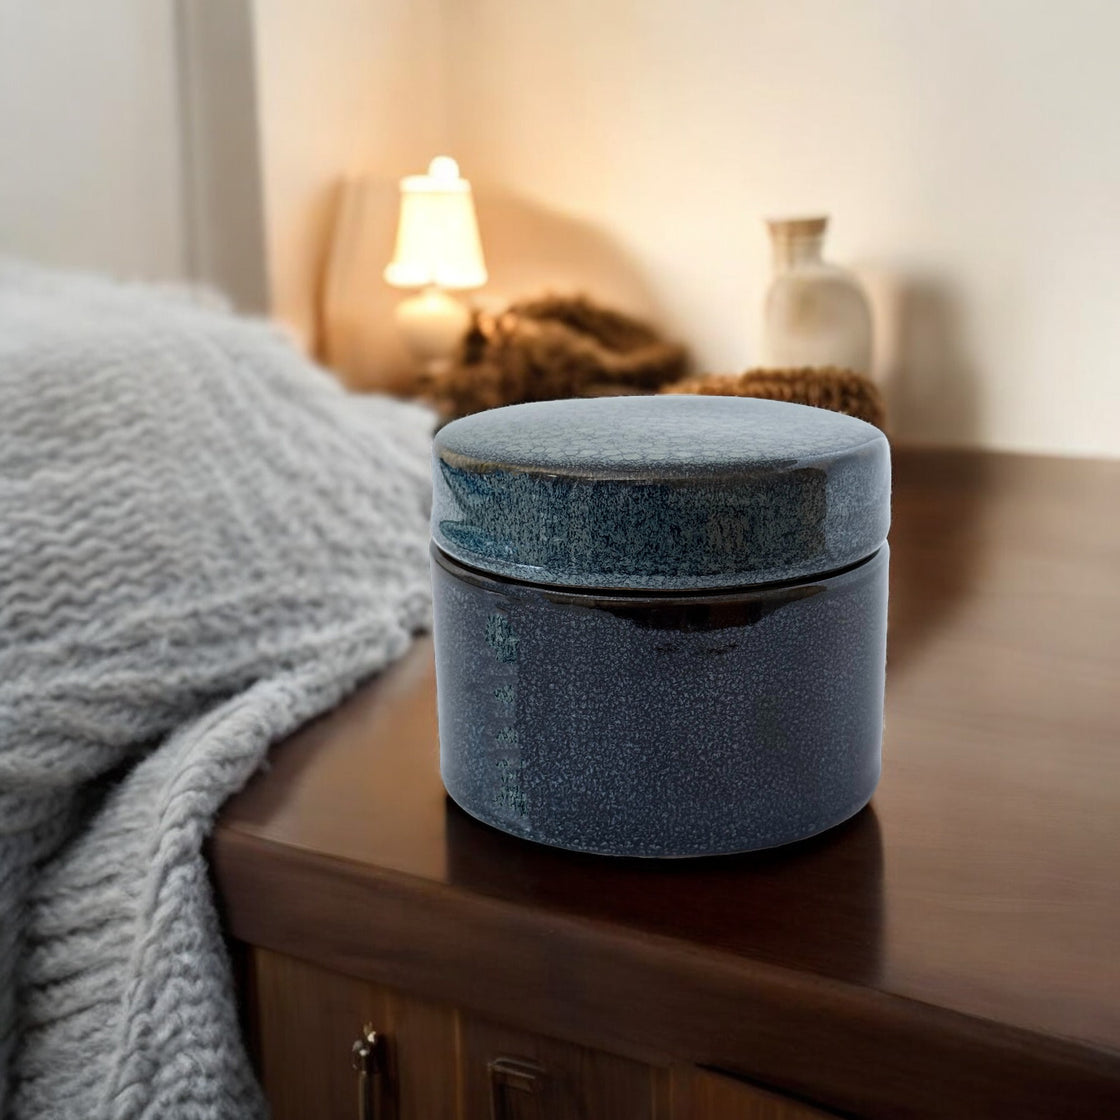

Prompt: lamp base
xmin=394 ymin=286 xmax=471 ymax=379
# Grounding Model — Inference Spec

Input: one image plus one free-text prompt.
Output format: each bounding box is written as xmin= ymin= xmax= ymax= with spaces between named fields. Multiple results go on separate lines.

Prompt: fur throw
xmin=434 ymin=295 xmax=687 ymax=418
xmin=664 ymin=367 xmax=887 ymax=429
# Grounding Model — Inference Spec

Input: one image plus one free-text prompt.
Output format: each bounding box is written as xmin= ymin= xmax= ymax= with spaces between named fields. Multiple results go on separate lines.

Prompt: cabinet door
xmin=244 ymin=948 xmax=837 ymax=1120
xmin=249 ymin=947 xmax=458 ymax=1120
xmin=672 ymin=1067 xmax=838 ymax=1120
xmin=459 ymin=1015 xmax=665 ymax=1119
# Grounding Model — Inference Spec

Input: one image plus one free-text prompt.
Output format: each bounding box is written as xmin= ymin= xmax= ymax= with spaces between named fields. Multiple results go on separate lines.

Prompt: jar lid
xmin=432 ymin=395 xmax=890 ymax=591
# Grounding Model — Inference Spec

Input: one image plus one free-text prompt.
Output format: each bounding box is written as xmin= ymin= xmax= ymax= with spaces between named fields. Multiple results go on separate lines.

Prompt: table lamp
xmin=384 ymin=156 xmax=487 ymax=378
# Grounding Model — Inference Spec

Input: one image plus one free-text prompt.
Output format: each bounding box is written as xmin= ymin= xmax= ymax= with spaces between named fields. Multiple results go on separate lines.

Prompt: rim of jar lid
xmin=431 ymin=538 xmax=887 ymax=601
xmin=431 ymin=396 xmax=891 ymax=592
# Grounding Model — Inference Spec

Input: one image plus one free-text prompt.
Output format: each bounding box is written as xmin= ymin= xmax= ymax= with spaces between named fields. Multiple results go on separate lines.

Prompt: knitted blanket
xmin=0 ymin=262 xmax=434 ymax=1118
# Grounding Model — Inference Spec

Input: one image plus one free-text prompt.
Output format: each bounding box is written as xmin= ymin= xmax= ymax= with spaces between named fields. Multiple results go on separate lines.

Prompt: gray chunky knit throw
xmin=0 ymin=262 xmax=434 ymax=1118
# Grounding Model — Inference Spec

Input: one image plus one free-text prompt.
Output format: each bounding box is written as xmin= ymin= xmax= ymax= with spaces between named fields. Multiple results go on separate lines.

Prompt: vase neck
xmin=772 ymin=235 xmax=824 ymax=273
xmin=767 ymin=217 xmax=828 ymax=274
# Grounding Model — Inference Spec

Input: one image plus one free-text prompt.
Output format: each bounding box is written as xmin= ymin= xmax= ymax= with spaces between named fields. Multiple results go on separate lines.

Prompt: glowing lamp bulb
xmin=428 ymin=156 xmax=461 ymax=183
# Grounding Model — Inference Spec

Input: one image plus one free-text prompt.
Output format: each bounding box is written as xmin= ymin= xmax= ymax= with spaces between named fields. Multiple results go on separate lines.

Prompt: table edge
xmin=211 ymin=824 xmax=1120 ymax=1120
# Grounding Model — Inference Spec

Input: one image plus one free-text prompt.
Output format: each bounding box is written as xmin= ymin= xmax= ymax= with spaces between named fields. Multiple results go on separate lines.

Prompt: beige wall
xmin=4 ymin=0 xmax=1117 ymax=455
xmin=0 ymin=0 xmax=186 ymax=279
xmin=250 ymin=0 xmax=447 ymax=353
xmin=0 ymin=0 xmax=445 ymax=361
xmin=177 ymin=0 xmax=269 ymax=313
xmin=443 ymin=0 xmax=1120 ymax=457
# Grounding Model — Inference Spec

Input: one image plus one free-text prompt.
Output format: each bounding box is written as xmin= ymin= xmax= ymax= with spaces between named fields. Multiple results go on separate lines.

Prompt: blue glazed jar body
xmin=432 ymin=543 xmax=888 ymax=858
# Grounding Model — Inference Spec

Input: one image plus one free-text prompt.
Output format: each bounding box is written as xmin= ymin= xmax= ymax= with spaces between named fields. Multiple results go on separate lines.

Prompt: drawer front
xmin=460 ymin=1014 xmax=662 ymax=1119
xmin=246 ymin=948 xmax=838 ymax=1120
xmin=249 ymin=948 xmax=457 ymax=1120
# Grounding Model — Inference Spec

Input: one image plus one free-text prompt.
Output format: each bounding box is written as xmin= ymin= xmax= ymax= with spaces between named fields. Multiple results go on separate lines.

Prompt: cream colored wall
xmin=177 ymin=0 xmax=269 ymax=313
xmin=0 ymin=0 xmax=186 ymax=280
xmin=0 ymin=0 xmax=268 ymax=310
xmin=250 ymin=0 xmax=447 ymax=355
xmin=0 ymin=0 xmax=445 ymax=361
xmin=443 ymin=0 xmax=1120 ymax=457
xmin=4 ymin=1 xmax=1116 ymax=455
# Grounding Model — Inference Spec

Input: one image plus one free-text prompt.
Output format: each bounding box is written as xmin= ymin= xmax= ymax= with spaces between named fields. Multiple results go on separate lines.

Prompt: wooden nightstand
xmin=211 ymin=450 xmax=1120 ymax=1119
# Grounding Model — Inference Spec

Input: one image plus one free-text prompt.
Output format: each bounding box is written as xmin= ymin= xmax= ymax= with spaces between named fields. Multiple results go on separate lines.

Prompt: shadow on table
xmin=862 ymin=271 xmax=998 ymax=678
xmin=445 ymin=798 xmax=885 ymax=987
xmin=886 ymin=449 xmax=1001 ymax=677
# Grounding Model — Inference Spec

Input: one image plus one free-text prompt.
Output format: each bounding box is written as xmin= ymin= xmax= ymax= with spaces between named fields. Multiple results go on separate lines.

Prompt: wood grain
xmin=249 ymin=949 xmax=840 ymax=1119
xmin=671 ymin=1067 xmax=836 ymax=1120
xmin=213 ymin=449 xmax=1120 ymax=1119
xmin=459 ymin=1014 xmax=657 ymax=1119
xmin=251 ymin=949 xmax=459 ymax=1120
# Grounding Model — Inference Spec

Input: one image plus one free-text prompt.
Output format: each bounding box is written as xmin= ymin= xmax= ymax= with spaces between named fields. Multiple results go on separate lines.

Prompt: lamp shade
xmin=384 ymin=157 xmax=487 ymax=291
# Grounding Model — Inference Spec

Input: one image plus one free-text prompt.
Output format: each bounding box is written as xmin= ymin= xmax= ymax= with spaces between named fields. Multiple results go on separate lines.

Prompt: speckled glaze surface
xmin=431 ymin=395 xmax=891 ymax=856
xmin=433 ymin=395 xmax=890 ymax=590
xmin=432 ymin=545 xmax=888 ymax=857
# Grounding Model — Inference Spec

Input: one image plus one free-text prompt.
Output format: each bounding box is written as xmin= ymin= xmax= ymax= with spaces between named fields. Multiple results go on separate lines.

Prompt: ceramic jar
xmin=430 ymin=395 xmax=890 ymax=857
xmin=762 ymin=216 xmax=873 ymax=375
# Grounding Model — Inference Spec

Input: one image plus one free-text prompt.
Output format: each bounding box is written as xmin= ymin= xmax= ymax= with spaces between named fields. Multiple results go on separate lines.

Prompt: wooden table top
xmin=213 ymin=448 xmax=1120 ymax=1119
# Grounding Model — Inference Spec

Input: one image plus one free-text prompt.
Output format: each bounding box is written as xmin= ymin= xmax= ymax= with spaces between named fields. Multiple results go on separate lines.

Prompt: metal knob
xmin=351 ymin=1023 xmax=384 ymax=1120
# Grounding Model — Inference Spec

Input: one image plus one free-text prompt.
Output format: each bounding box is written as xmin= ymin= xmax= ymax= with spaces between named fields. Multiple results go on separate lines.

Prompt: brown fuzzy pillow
xmin=433 ymin=295 xmax=688 ymax=418
xmin=663 ymin=367 xmax=887 ymax=429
